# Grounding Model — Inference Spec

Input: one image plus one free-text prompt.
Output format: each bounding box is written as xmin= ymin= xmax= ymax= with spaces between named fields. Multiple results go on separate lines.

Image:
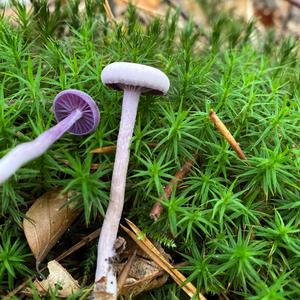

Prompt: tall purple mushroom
xmin=0 ymin=89 xmax=100 ymax=184
xmin=95 ymin=62 xmax=170 ymax=297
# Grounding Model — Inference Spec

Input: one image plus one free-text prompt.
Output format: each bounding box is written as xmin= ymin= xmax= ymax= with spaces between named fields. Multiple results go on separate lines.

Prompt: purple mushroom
xmin=0 ymin=89 xmax=100 ymax=184
xmin=95 ymin=62 xmax=170 ymax=297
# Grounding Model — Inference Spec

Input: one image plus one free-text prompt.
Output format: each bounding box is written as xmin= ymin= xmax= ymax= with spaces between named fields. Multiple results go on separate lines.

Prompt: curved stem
xmin=95 ymin=89 xmax=140 ymax=297
xmin=0 ymin=109 xmax=82 ymax=184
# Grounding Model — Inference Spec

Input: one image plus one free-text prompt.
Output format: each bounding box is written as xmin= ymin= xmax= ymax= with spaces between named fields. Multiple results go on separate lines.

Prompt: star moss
xmin=0 ymin=0 xmax=299 ymax=298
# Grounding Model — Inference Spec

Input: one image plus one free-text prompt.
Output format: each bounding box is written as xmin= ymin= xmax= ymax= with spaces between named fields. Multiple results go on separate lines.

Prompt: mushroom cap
xmin=101 ymin=62 xmax=170 ymax=95
xmin=53 ymin=89 xmax=100 ymax=136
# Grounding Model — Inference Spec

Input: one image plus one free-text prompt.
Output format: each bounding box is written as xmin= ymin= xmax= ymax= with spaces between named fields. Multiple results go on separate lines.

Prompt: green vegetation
xmin=0 ymin=0 xmax=299 ymax=298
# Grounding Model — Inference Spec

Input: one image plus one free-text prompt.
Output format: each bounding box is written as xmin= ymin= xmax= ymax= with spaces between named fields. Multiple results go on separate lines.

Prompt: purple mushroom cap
xmin=53 ymin=89 xmax=100 ymax=136
xmin=101 ymin=62 xmax=170 ymax=95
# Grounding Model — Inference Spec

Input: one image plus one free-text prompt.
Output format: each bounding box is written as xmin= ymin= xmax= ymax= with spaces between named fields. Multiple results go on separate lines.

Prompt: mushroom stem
xmin=0 ymin=109 xmax=82 ymax=184
xmin=95 ymin=89 xmax=140 ymax=295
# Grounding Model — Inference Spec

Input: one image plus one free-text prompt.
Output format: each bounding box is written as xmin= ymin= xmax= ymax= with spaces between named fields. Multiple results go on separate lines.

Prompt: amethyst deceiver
xmin=0 ymin=89 xmax=100 ymax=185
xmin=95 ymin=62 xmax=170 ymax=297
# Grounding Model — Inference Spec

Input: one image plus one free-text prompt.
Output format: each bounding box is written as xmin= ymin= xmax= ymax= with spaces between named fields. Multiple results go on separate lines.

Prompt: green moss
xmin=0 ymin=0 xmax=299 ymax=298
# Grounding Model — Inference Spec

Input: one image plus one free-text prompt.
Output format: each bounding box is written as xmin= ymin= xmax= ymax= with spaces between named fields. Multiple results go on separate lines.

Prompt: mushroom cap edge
xmin=101 ymin=62 xmax=170 ymax=95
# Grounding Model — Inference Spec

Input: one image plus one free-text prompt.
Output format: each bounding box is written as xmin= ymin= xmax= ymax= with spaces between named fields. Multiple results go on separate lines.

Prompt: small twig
xmin=55 ymin=228 xmax=101 ymax=262
xmin=91 ymin=145 xmax=117 ymax=154
xmin=209 ymin=109 xmax=247 ymax=160
xmin=91 ymin=143 xmax=157 ymax=154
xmin=117 ymin=250 xmax=137 ymax=293
xmin=61 ymin=159 xmax=100 ymax=170
xmin=150 ymin=157 xmax=195 ymax=221
xmin=219 ymin=293 xmax=231 ymax=300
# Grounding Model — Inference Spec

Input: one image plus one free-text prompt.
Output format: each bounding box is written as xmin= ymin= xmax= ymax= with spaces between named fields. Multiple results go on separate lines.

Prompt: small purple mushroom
xmin=0 ymin=89 xmax=100 ymax=184
xmin=95 ymin=62 xmax=170 ymax=297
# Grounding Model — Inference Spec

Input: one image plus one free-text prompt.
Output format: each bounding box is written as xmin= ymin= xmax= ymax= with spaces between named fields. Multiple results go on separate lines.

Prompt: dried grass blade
xmin=121 ymin=219 xmax=206 ymax=300
xmin=209 ymin=109 xmax=247 ymax=160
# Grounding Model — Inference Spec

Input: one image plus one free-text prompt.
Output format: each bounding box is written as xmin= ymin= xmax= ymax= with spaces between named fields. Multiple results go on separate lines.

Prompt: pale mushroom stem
xmin=0 ymin=109 xmax=82 ymax=185
xmin=95 ymin=89 xmax=141 ymax=295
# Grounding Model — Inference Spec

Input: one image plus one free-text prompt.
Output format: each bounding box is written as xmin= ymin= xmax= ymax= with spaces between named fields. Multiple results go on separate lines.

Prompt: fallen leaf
xmin=115 ymin=237 xmax=170 ymax=298
xmin=23 ymin=188 xmax=81 ymax=265
xmin=117 ymin=253 xmax=169 ymax=298
xmin=27 ymin=260 xmax=80 ymax=297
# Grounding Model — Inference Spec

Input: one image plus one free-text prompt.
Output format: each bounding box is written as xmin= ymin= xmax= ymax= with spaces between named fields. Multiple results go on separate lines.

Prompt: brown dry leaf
xmin=121 ymin=219 xmax=206 ymax=300
xmin=118 ymin=256 xmax=169 ymax=298
xmin=121 ymin=271 xmax=168 ymax=299
xmin=23 ymin=188 xmax=81 ymax=265
xmin=116 ymin=239 xmax=169 ymax=298
xmin=29 ymin=260 xmax=80 ymax=297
